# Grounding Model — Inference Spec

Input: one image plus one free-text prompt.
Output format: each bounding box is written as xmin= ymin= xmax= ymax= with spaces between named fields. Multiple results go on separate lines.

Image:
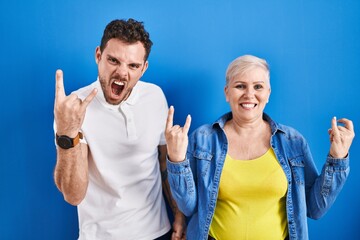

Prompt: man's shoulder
xmin=137 ymin=80 xmax=163 ymax=92
xmin=72 ymin=81 xmax=97 ymax=97
xmin=136 ymin=81 xmax=166 ymax=101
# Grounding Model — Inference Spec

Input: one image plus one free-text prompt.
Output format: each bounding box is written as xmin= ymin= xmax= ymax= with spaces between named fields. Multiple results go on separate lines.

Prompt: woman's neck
xmin=230 ymin=116 xmax=267 ymax=136
xmin=224 ymin=116 xmax=271 ymax=160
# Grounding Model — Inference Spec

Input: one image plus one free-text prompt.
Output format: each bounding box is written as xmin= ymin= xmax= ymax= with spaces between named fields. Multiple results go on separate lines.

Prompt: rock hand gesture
xmin=328 ymin=117 xmax=355 ymax=158
xmin=54 ymin=69 xmax=97 ymax=137
xmin=165 ymin=106 xmax=192 ymax=163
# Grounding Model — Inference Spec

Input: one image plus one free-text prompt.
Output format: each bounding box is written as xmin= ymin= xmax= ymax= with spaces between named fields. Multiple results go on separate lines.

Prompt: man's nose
xmin=115 ymin=64 xmax=128 ymax=78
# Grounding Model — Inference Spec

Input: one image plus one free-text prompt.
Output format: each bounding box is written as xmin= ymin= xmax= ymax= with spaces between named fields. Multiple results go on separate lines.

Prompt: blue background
xmin=1 ymin=0 xmax=359 ymax=239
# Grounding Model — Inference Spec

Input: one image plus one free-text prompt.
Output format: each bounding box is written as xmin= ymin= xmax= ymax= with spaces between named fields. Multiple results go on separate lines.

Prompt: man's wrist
xmin=56 ymin=132 xmax=83 ymax=149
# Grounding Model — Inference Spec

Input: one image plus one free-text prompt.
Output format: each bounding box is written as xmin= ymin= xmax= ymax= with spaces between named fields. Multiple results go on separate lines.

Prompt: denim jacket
xmin=167 ymin=112 xmax=350 ymax=240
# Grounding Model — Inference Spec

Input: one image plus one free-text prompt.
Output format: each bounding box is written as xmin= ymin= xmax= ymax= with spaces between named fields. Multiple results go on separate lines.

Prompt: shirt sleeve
xmin=158 ymin=87 xmax=169 ymax=146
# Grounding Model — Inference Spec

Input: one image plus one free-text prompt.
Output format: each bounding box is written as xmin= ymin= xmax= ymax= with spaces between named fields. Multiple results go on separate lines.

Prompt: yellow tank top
xmin=209 ymin=149 xmax=288 ymax=240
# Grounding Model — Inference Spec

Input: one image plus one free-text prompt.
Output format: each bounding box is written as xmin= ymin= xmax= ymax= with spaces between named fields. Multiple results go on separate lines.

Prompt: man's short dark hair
xmin=100 ymin=19 xmax=153 ymax=61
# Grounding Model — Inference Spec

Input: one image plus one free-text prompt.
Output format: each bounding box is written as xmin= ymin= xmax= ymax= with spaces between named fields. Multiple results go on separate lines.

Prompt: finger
xmin=327 ymin=128 xmax=332 ymax=135
xmin=172 ymin=230 xmax=181 ymax=240
xmin=182 ymin=114 xmax=192 ymax=135
xmin=337 ymin=118 xmax=354 ymax=132
xmin=81 ymin=88 xmax=98 ymax=109
xmin=166 ymin=106 xmax=175 ymax=131
xmin=68 ymin=93 xmax=79 ymax=101
xmin=328 ymin=128 xmax=334 ymax=142
xmin=55 ymin=69 xmax=66 ymax=99
xmin=331 ymin=116 xmax=340 ymax=136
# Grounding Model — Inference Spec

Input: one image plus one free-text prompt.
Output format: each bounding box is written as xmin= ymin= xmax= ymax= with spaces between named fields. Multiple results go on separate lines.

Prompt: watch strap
xmin=56 ymin=132 xmax=83 ymax=148
xmin=73 ymin=132 xmax=83 ymax=147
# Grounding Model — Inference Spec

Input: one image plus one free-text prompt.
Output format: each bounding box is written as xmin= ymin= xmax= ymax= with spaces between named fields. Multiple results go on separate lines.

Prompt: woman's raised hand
xmin=165 ymin=106 xmax=191 ymax=162
xmin=328 ymin=117 xmax=355 ymax=158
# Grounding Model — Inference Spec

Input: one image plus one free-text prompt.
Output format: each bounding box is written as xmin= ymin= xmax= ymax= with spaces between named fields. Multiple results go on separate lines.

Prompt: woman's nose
xmin=244 ymin=87 xmax=255 ymax=96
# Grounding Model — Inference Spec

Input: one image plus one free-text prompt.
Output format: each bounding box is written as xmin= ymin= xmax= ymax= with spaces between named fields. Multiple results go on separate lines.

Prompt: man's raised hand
xmin=165 ymin=106 xmax=191 ymax=162
xmin=54 ymin=69 xmax=97 ymax=136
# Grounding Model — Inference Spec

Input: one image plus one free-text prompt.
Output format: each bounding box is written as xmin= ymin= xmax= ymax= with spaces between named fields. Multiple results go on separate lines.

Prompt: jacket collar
xmin=213 ymin=112 xmax=287 ymax=135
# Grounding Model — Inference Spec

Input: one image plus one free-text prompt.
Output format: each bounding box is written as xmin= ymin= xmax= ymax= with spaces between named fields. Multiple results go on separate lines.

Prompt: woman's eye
xmin=235 ymin=84 xmax=245 ymax=89
xmin=254 ymin=84 xmax=263 ymax=90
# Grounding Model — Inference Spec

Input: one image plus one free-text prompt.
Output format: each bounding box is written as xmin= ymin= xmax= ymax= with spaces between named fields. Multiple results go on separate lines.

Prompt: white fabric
xmin=73 ymin=80 xmax=170 ymax=240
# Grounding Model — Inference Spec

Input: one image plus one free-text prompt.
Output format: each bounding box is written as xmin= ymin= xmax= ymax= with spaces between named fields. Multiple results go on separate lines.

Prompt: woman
xmin=165 ymin=55 xmax=355 ymax=240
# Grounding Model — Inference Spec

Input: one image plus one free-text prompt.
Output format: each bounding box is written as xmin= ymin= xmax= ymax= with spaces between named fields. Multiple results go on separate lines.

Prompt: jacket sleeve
xmin=303 ymin=141 xmax=350 ymax=219
xmin=167 ymin=152 xmax=198 ymax=217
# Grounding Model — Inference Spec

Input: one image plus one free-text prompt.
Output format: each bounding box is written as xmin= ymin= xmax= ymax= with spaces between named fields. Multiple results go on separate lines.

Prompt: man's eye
xmin=108 ymin=57 xmax=118 ymax=64
xmin=129 ymin=64 xmax=140 ymax=69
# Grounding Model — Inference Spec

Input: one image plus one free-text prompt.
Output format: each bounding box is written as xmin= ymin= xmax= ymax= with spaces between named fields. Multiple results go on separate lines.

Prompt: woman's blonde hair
xmin=225 ymin=55 xmax=270 ymax=87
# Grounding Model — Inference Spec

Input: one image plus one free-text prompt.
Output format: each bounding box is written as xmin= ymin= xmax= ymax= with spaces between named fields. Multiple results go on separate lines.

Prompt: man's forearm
xmin=54 ymin=143 xmax=89 ymax=205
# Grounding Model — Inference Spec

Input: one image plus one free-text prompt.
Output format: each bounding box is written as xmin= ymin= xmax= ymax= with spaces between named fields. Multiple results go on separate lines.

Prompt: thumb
xmin=81 ymin=88 xmax=98 ymax=110
xmin=183 ymin=114 xmax=192 ymax=135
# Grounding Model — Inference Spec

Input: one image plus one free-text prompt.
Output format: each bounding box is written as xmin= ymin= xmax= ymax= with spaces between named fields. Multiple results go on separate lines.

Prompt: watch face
xmin=57 ymin=136 xmax=73 ymax=149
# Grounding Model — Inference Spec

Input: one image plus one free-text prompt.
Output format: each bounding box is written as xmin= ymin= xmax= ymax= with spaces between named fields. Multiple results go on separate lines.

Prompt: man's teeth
xmin=241 ymin=103 xmax=256 ymax=108
xmin=114 ymin=81 xmax=125 ymax=86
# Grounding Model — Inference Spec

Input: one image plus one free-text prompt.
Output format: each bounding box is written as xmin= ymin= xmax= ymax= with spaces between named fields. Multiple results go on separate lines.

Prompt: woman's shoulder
xmin=264 ymin=113 xmax=305 ymax=139
xmin=276 ymin=122 xmax=306 ymax=141
xmin=191 ymin=123 xmax=216 ymax=136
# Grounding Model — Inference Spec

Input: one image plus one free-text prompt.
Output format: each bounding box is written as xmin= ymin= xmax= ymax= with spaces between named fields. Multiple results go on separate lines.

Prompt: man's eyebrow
xmin=129 ymin=62 xmax=142 ymax=66
xmin=106 ymin=54 xmax=143 ymax=66
xmin=106 ymin=54 xmax=119 ymax=61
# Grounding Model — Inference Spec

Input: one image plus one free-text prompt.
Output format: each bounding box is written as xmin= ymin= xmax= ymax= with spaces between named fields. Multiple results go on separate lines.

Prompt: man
xmin=54 ymin=19 xmax=185 ymax=240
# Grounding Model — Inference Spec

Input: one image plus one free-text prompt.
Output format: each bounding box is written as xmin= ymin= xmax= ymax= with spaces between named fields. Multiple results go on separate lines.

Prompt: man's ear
xmin=141 ymin=61 xmax=149 ymax=76
xmin=95 ymin=46 xmax=101 ymax=64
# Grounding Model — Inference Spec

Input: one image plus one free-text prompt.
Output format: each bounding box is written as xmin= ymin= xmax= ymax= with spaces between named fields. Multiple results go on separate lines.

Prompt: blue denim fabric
xmin=167 ymin=112 xmax=350 ymax=240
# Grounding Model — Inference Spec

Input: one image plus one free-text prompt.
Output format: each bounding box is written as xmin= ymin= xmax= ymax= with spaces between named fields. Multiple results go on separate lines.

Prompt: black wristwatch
xmin=56 ymin=132 xmax=83 ymax=149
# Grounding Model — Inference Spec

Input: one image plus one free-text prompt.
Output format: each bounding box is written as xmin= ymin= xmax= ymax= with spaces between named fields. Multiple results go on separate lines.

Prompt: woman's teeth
xmin=241 ymin=103 xmax=256 ymax=108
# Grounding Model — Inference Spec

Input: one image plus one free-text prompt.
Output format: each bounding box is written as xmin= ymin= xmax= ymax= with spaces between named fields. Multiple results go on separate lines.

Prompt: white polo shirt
xmin=74 ymin=80 xmax=170 ymax=240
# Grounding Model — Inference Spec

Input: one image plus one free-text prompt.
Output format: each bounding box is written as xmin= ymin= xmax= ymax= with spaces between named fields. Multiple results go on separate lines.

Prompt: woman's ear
xmin=267 ymin=88 xmax=271 ymax=103
xmin=224 ymin=86 xmax=229 ymax=102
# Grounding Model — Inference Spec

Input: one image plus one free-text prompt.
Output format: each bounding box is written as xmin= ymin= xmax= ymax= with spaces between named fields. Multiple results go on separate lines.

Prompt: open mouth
xmin=111 ymin=81 xmax=125 ymax=96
